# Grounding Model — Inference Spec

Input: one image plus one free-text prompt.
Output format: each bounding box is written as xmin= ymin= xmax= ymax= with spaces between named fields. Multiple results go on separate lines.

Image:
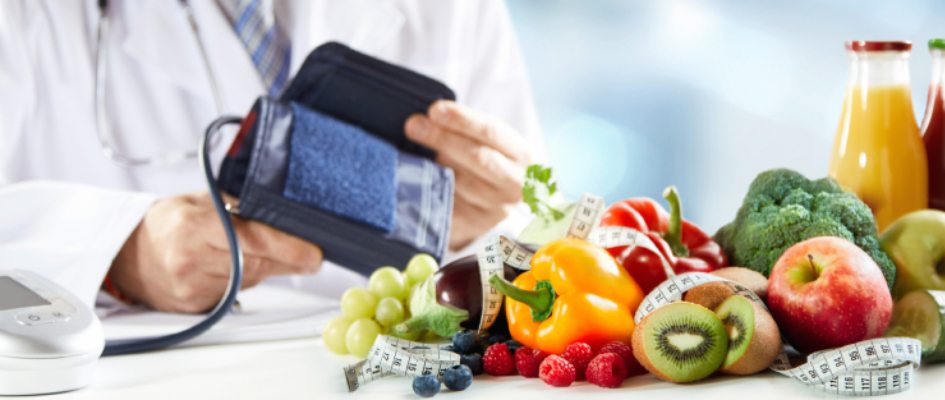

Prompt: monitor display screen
xmin=0 ymin=277 xmax=50 ymax=311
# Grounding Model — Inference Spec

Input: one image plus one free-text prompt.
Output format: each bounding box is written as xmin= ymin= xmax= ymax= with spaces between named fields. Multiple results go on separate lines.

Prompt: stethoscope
xmin=95 ymin=0 xmax=226 ymax=168
xmin=95 ymin=0 xmax=245 ymax=356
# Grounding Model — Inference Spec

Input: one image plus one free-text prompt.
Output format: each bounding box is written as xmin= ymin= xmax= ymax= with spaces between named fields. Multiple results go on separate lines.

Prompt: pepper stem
xmin=488 ymin=274 xmax=555 ymax=322
xmin=662 ymin=185 xmax=689 ymax=257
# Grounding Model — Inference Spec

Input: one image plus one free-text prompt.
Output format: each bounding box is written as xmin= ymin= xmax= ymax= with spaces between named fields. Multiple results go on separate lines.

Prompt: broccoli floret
xmin=715 ymin=168 xmax=896 ymax=288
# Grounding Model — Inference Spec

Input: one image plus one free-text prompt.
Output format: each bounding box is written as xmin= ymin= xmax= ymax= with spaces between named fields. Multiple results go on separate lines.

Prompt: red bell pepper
xmin=598 ymin=186 xmax=727 ymax=294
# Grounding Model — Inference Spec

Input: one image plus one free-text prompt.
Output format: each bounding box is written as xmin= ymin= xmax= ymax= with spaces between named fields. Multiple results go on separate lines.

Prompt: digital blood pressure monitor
xmin=0 ymin=270 xmax=104 ymax=395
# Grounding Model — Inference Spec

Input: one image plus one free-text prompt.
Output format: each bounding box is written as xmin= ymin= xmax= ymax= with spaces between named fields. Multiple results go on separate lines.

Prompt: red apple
xmin=767 ymin=236 xmax=892 ymax=354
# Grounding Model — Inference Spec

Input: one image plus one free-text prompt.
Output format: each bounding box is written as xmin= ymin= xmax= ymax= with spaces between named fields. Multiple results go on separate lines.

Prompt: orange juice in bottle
xmin=829 ymin=41 xmax=927 ymax=231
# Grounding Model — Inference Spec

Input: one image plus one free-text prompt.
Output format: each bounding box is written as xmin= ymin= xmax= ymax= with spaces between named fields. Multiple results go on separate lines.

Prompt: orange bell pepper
xmin=488 ymin=238 xmax=644 ymax=355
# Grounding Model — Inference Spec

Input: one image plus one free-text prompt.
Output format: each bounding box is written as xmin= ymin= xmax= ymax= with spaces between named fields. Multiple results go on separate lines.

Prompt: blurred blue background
xmin=505 ymin=0 xmax=944 ymax=232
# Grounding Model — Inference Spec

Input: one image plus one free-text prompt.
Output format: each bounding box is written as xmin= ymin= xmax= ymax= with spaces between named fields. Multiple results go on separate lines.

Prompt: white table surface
xmin=27 ymin=336 xmax=945 ymax=400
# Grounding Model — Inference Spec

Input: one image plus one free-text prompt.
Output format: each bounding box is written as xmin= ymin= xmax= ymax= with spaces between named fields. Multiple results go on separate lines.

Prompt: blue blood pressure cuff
xmin=216 ymin=42 xmax=455 ymax=275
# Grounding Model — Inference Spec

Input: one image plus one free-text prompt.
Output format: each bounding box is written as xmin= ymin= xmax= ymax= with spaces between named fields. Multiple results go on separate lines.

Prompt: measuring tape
xmin=566 ymin=193 xmax=605 ymax=239
xmin=637 ymin=272 xmax=923 ymax=396
xmin=343 ymin=192 xmax=922 ymax=396
xmin=475 ymin=235 xmax=534 ymax=333
xmin=343 ymin=335 xmax=460 ymax=392
xmin=569 ymin=193 xmax=675 ymax=275
xmin=474 ymin=193 xmax=673 ymax=334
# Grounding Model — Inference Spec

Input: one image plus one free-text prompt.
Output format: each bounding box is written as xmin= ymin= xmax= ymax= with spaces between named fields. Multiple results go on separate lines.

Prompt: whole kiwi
xmin=684 ymin=267 xmax=769 ymax=310
xmin=631 ymin=302 xmax=728 ymax=383
xmin=714 ymin=295 xmax=781 ymax=375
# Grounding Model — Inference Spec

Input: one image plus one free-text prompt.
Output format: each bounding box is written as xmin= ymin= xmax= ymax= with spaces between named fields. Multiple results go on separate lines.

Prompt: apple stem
xmin=807 ymin=254 xmax=816 ymax=275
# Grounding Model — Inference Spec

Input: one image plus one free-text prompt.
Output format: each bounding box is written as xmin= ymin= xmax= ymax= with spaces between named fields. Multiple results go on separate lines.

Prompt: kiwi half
xmin=714 ymin=295 xmax=781 ymax=375
xmin=631 ymin=302 xmax=728 ymax=383
xmin=684 ymin=267 xmax=769 ymax=310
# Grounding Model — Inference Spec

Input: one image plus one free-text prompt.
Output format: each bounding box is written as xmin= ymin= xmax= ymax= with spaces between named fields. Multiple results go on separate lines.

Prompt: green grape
xmin=368 ymin=266 xmax=408 ymax=300
xmin=405 ymin=254 xmax=439 ymax=286
xmin=374 ymin=297 xmax=405 ymax=327
xmin=346 ymin=318 xmax=382 ymax=358
xmin=323 ymin=316 xmax=353 ymax=354
xmin=340 ymin=288 xmax=377 ymax=319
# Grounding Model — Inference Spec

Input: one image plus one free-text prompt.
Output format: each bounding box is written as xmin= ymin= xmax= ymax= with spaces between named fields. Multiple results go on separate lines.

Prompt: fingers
xmin=115 ymin=192 xmax=325 ymax=314
xmin=158 ymin=244 xmax=306 ymax=313
xmin=404 ymin=102 xmax=533 ymax=249
xmin=195 ymin=247 xmax=298 ymax=288
xmin=425 ymin=100 xmax=531 ymax=163
xmin=454 ymin=170 xmax=521 ymax=210
xmin=231 ymin=219 xmax=324 ymax=273
xmin=449 ymin=196 xmax=509 ymax=250
xmin=185 ymin=194 xmax=323 ymax=274
xmin=406 ymin=115 xmax=524 ymax=190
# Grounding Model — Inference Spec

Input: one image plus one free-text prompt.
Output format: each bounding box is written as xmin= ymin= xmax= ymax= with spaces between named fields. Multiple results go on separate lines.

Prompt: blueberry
xmin=505 ymin=339 xmax=521 ymax=355
xmin=485 ymin=333 xmax=509 ymax=345
xmin=460 ymin=353 xmax=483 ymax=375
xmin=451 ymin=331 xmax=478 ymax=354
xmin=412 ymin=374 xmax=440 ymax=398
xmin=443 ymin=364 xmax=473 ymax=391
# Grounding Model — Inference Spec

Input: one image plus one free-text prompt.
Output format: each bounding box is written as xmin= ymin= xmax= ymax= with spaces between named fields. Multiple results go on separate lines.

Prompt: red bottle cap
xmin=845 ymin=41 xmax=912 ymax=52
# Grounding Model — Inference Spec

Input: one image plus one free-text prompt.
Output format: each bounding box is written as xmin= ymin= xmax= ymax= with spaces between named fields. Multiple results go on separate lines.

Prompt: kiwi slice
xmin=714 ymin=295 xmax=782 ymax=375
xmin=631 ymin=302 xmax=728 ymax=382
xmin=885 ymin=290 xmax=945 ymax=362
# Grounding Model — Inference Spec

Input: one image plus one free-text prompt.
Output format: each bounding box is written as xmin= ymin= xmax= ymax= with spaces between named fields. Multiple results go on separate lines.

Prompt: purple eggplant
xmin=393 ymin=254 xmax=524 ymax=339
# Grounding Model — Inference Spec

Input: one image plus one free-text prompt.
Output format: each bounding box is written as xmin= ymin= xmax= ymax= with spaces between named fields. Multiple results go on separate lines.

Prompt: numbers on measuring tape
xmin=344 ymin=189 xmax=925 ymax=396
xmin=635 ymin=272 xmax=922 ymax=397
xmin=566 ymin=193 xmax=604 ymax=239
xmin=343 ymin=335 xmax=460 ymax=392
xmin=476 ymin=235 xmax=534 ymax=334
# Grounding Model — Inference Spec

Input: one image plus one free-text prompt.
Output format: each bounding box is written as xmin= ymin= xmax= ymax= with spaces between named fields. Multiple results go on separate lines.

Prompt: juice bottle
xmin=829 ymin=41 xmax=927 ymax=232
xmin=922 ymin=39 xmax=945 ymax=211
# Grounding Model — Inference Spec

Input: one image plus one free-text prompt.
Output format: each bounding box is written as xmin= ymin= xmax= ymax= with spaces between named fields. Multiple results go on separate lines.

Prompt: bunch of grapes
xmin=323 ymin=253 xmax=440 ymax=357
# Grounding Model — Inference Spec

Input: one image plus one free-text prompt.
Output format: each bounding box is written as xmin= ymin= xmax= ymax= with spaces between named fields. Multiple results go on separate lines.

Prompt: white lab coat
xmin=0 ymin=0 xmax=543 ymax=308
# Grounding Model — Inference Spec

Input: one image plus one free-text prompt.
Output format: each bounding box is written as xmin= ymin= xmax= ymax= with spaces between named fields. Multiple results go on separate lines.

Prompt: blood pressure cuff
xmin=280 ymin=41 xmax=454 ymax=159
xmin=216 ymin=42 xmax=456 ymax=275
xmin=220 ymin=98 xmax=453 ymax=275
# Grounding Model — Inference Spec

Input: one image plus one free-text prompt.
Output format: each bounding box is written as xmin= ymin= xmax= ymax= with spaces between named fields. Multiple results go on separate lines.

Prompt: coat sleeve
xmin=0 ymin=3 xmax=155 ymax=307
xmin=0 ymin=182 xmax=155 ymax=308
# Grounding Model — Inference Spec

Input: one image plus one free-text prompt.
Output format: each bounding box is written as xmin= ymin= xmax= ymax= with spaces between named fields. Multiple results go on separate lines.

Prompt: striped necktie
xmin=223 ymin=0 xmax=292 ymax=97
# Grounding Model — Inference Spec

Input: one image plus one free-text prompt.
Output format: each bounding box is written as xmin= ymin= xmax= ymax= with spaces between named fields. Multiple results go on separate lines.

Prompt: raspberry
xmin=586 ymin=353 xmax=628 ymax=388
xmin=599 ymin=341 xmax=645 ymax=376
xmin=561 ymin=342 xmax=594 ymax=380
xmin=539 ymin=355 xmax=576 ymax=387
xmin=514 ymin=347 xmax=548 ymax=378
xmin=482 ymin=343 xmax=515 ymax=376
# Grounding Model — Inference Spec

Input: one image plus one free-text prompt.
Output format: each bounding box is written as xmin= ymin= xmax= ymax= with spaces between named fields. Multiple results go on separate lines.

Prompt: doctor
xmin=0 ymin=1 xmax=544 ymax=312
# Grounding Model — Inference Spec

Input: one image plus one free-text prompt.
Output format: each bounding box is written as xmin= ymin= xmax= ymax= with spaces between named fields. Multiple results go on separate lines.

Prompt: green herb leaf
xmin=522 ymin=164 xmax=566 ymax=223
xmin=393 ymin=278 xmax=469 ymax=339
